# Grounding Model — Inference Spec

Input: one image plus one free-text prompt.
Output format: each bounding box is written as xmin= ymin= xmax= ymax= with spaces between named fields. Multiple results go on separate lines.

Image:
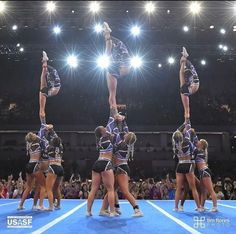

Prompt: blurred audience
xmin=1 ymin=173 xmax=235 ymax=200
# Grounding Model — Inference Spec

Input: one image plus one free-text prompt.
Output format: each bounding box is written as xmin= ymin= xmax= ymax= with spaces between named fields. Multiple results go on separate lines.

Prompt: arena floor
xmin=0 ymin=199 xmax=235 ymax=234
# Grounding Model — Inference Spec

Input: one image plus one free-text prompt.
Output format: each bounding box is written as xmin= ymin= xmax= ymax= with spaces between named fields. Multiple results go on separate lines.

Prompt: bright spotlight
xmin=96 ymin=55 xmax=110 ymax=69
xmin=89 ymin=1 xmax=100 ymax=13
xmin=223 ymin=46 xmax=228 ymax=51
xmin=46 ymin=1 xmax=56 ymax=12
xmin=233 ymin=4 xmax=236 ymax=14
xmin=67 ymin=55 xmax=78 ymax=68
xmin=131 ymin=26 xmax=141 ymax=36
xmin=189 ymin=1 xmax=201 ymax=15
xmin=209 ymin=25 xmax=214 ymax=29
xmin=201 ymin=60 xmax=206 ymax=65
xmin=53 ymin=26 xmax=61 ymax=34
xmin=0 ymin=1 xmax=6 ymax=13
xmin=94 ymin=23 xmax=103 ymax=33
xmin=145 ymin=2 xmax=155 ymax=14
xmin=19 ymin=47 xmax=24 ymax=52
xmin=158 ymin=63 xmax=162 ymax=68
xmin=130 ymin=56 xmax=143 ymax=69
xmin=12 ymin=25 xmax=18 ymax=31
xmin=218 ymin=44 xmax=223 ymax=49
xmin=183 ymin=26 xmax=189 ymax=32
xmin=16 ymin=43 xmax=20 ymax=47
xmin=220 ymin=28 xmax=226 ymax=34
xmin=168 ymin=57 xmax=175 ymax=64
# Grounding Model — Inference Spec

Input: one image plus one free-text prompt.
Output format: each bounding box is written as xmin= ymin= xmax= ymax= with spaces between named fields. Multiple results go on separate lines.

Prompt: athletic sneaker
xmin=17 ymin=206 xmax=24 ymax=210
xmin=45 ymin=207 xmax=54 ymax=211
xmin=197 ymin=207 xmax=205 ymax=212
xmin=32 ymin=205 xmax=38 ymax=210
xmin=194 ymin=206 xmax=208 ymax=211
xmin=210 ymin=207 xmax=218 ymax=212
xmin=103 ymin=22 xmax=112 ymax=33
xmin=37 ymin=206 xmax=46 ymax=211
xmin=115 ymin=208 xmax=122 ymax=215
xmin=132 ymin=208 xmax=143 ymax=217
xmin=99 ymin=210 xmax=110 ymax=217
xmin=173 ymin=208 xmax=179 ymax=212
xmin=182 ymin=47 xmax=189 ymax=58
xmin=42 ymin=51 xmax=49 ymax=62
xmin=109 ymin=211 xmax=119 ymax=217
xmin=54 ymin=206 xmax=61 ymax=210
xmin=178 ymin=205 xmax=184 ymax=212
xmin=86 ymin=211 xmax=92 ymax=217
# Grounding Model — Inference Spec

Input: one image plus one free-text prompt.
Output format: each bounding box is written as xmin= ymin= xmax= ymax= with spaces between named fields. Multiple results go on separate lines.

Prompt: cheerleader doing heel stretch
xmin=103 ymin=22 xmax=131 ymax=110
xmin=39 ymin=51 xmax=61 ymax=124
xmin=179 ymin=47 xmax=199 ymax=120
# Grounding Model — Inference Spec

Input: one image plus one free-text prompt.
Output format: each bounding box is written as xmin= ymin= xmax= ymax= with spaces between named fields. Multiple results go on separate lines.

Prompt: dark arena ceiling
xmin=0 ymin=1 xmax=235 ymax=62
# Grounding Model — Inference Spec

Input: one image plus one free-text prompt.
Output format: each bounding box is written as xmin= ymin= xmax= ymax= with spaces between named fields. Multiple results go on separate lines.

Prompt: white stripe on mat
xmin=0 ymin=199 xmax=32 ymax=207
xmin=31 ymin=201 xmax=87 ymax=234
xmin=119 ymin=201 xmax=129 ymax=204
xmin=206 ymin=201 xmax=236 ymax=209
xmin=146 ymin=200 xmax=201 ymax=234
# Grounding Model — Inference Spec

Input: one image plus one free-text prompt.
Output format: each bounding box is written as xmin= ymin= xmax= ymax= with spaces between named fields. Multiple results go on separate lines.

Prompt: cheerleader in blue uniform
xmin=86 ymin=107 xmax=124 ymax=217
xmin=179 ymin=47 xmax=199 ymax=120
xmin=103 ymin=22 xmax=131 ymax=110
xmin=172 ymin=118 xmax=202 ymax=211
xmin=39 ymin=51 xmax=61 ymax=124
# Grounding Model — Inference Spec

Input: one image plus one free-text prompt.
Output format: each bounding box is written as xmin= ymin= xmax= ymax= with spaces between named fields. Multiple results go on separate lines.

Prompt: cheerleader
xmin=86 ymin=108 xmax=124 ymax=217
xmin=100 ymin=126 xmax=143 ymax=217
xmin=172 ymin=119 xmax=202 ymax=211
xmin=103 ymin=22 xmax=131 ymax=109
xmin=39 ymin=51 xmax=61 ymax=124
xmin=179 ymin=47 xmax=199 ymax=120
xmin=194 ymin=139 xmax=218 ymax=212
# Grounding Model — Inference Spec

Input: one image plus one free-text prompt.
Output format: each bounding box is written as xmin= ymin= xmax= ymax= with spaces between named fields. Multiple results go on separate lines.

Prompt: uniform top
xmin=48 ymin=142 xmax=63 ymax=161
xmin=111 ymin=36 xmax=130 ymax=62
xmin=173 ymin=120 xmax=195 ymax=159
xmin=194 ymin=148 xmax=208 ymax=164
xmin=26 ymin=138 xmax=41 ymax=157
xmin=46 ymin=65 xmax=61 ymax=89
xmin=97 ymin=116 xmax=116 ymax=154
xmin=113 ymin=132 xmax=131 ymax=161
xmin=38 ymin=123 xmax=58 ymax=157
xmin=184 ymin=60 xmax=199 ymax=85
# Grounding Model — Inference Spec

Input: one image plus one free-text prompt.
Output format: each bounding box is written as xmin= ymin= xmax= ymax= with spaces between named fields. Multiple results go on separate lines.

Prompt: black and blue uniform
xmin=173 ymin=120 xmax=196 ymax=174
xmin=25 ymin=138 xmax=41 ymax=174
xmin=112 ymin=119 xmax=131 ymax=176
xmin=48 ymin=137 xmax=64 ymax=177
xmin=107 ymin=36 xmax=130 ymax=79
xmin=38 ymin=123 xmax=50 ymax=160
xmin=92 ymin=116 xmax=116 ymax=173
xmin=180 ymin=60 xmax=199 ymax=96
xmin=41 ymin=65 xmax=61 ymax=97
xmin=194 ymin=148 xmax=212 ymax=180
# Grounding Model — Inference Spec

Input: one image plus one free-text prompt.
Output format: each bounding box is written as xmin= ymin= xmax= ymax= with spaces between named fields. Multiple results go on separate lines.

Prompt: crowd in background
xmin=1 ymin=173 xmax=236 ymax=200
